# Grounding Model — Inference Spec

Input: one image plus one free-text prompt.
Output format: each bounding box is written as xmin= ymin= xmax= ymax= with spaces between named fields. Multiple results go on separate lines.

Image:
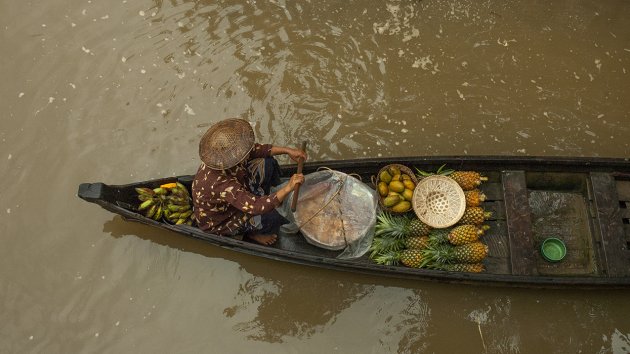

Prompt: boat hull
xmin=78 ymin=156 xmax=630 ymax=289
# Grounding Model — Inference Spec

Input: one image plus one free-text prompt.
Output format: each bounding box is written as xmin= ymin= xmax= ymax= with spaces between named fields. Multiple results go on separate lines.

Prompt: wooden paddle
xmin=290 ymin=141 xmax=308 ymax=212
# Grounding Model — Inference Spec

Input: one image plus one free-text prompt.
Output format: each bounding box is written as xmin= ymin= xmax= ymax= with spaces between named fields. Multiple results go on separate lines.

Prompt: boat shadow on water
xmin=97 ymin=205 xmax=630 ymax=351
xmin=99 ymin=215 xmax=397 ymax=343
xmin=99 ymin=215 xmax=506 ymax=349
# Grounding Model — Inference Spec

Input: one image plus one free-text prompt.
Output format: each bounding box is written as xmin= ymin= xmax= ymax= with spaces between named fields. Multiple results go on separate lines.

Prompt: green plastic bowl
xmin=541 ymin=238 xmax=567 ymax=262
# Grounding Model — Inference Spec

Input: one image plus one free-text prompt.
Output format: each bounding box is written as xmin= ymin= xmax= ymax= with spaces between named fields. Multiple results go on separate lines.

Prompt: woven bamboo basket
xmin=411 ymin=175 xmax=466 ymax=228
xmin=373 ymin=163 xmax=419 ymax=214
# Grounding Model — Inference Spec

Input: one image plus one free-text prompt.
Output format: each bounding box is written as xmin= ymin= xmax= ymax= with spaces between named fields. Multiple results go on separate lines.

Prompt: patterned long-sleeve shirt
xmin=192 ymin=143 xmax=281 ymax=235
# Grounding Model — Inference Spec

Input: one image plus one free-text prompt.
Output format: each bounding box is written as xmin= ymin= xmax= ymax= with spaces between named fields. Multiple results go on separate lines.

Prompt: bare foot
xmin=247 ymin=233 xmax=277 ymax=246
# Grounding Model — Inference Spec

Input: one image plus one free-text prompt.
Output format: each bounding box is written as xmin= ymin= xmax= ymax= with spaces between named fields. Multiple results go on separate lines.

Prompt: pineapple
xmin=427 ymin=227 xmax=451 ymax=246
xmin=448 ymin=225 xmax=488 ymax=245
xmin=449 ymin=171 xmax=488 ymax=190
xmin=400 ymin=249 xmax=425 ymax=268
xmin=464 ymin=189 xmax=486 ymax=207
xmin=405 ymin=236 xmax=430 ymax=250
xmin=373 ymin=249 xmax=425 ymax=268
xmin=458 ymin=207 xmax=492 ymax=225
xmin=421 ymin=242 xmax=489 ymax=265
xmin=375 ymin=212 xmax=431 ymax=239
xmin=449 ymin=242 xmax=488 ymax=263
xmin=373 ymin=250 xmax=400 ymax=265
xmin=409 ymin=218 xmax=432 ymax=237
xmin=433 ymin=263 xmax=485 ymax=273
xmin=369 ymin=236 xmax=405 ymax=259
xmin=375 ymin=212 xmax=409 ymax=239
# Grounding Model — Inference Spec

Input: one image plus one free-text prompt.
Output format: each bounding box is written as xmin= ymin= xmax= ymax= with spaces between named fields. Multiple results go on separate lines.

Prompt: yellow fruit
xmin=389 ymin=181 xmax=405 ymax=193
xmin=379 ymin=170 xmax=392 ymax=184
xmin=388 ymin=165 xmax=401 ymax=176
xmin=377 ymin=182 xmax=389 ymax=197
xmin=402 ymin=188 xmax=414 ymax=201
xmin=449 ymin=171 xmax=488 ymax=190
xmin=391 ymin=201 xmax=411 ymax=213
xmin=464 ymin=189 xmax=486 ymax=207
xmin=401 ymin=174 xmax=411 ymax=181
xmin=383 ymin=195 xmax=401 ymax=207
xmin=402 ymin=179 xmax=415 ymax=190
xmin=400 ymin=249 xmax=424 ymax=267
xmin=391 ymin=174 xmax=402 ymax=182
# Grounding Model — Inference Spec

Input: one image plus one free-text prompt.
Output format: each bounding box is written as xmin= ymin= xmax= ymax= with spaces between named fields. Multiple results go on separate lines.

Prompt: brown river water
xmin=2 ymin=0 xmax=630 ymax=352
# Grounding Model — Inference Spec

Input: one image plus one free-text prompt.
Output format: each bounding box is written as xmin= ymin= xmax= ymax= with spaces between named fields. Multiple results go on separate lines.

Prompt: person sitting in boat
xmin=192 ymin=118 xmax=306 ymax=246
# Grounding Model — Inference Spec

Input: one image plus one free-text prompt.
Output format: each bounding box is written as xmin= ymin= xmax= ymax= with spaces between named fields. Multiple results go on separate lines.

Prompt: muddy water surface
xmin=2 ymin=0 xmax=630 ymax=352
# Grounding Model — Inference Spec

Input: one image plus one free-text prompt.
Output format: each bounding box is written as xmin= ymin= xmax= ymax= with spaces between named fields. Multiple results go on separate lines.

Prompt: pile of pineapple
xmin=369 ymin=168 xmax=492 ymax=273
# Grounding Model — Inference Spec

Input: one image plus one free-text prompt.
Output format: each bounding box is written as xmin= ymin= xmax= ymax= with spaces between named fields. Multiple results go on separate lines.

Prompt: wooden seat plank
xmin=502 ymin=171 xmax=537 ymax=275
xmin=480 ymin=182 xmax=503 ymax=201
xmin=590 ymin=173 xmax=630 ymax=277
xmin=615 ymin=180 xmax=630 ymax=201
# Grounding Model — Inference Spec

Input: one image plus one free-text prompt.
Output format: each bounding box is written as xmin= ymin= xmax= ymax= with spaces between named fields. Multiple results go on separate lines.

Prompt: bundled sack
xmin=276 ymin=169 xmax=378 ymax=259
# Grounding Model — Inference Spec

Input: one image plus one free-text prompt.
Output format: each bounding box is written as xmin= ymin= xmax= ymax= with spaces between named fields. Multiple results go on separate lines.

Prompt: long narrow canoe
xmin=77 ymin=156 xmax=630 ymax=289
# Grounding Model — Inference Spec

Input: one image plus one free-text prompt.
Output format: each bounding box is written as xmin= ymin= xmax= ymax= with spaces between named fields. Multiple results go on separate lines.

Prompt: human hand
xmin=287 ymin=148 xmax=307 ymax=163
xmin=287 ymin=173 xmax=305 ymax=189
xmin=276 ymin=173 xmax=306 ymax=202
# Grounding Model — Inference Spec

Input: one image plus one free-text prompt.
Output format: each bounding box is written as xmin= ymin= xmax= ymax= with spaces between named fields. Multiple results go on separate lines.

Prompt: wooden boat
xmin=77 ymin=156 xmax=630 ymax=289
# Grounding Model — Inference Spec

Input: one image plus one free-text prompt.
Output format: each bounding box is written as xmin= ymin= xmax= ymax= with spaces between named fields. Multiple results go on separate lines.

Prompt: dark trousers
xmin=245 ymin=157 xmax=287 ymax=235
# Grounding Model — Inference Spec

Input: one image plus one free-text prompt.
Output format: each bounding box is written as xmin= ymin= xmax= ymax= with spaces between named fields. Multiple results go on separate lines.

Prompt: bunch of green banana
xmin=163 ymin=183 xmax=194 ymax=225
xmin=135 ymin=183 xmax=194 ymax=225
xmin=135 ymin=186 xmax=169 ymax=221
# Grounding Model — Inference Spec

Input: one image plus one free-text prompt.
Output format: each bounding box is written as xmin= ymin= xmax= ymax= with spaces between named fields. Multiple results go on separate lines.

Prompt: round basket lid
xmin=412 ymin=175 xmax=466 ymax=228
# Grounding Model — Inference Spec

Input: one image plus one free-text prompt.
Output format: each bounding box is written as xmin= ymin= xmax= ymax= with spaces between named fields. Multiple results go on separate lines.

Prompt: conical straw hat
xmin=199 ymin=118 xmax=255 ymax=170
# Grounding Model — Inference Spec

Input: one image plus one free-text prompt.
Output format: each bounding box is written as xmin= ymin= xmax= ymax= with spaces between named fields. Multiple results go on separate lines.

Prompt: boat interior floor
xmin=272 ymin=169 xmax=630 ymax=277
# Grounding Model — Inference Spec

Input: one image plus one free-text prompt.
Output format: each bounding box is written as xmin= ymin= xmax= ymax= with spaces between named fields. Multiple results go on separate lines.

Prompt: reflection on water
xmin=98 ymin=217 xmax=630 ymax=353
xmin=113 ymin=0 xmax=630 ymax=160
xmin=101 ymin=215 xmax=433 ymax=348
xmin=103 ymin=216 xmax=373 ymax=341
xmin=467 ymin=299 xmax=518 ymax=354
xmin=611 ymin=329 xmax=630 ymax=354
xmin=226 ymin=274 xmax=371 ymax=343
xmin=143 ymin=0 xmax=389 ymax=158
